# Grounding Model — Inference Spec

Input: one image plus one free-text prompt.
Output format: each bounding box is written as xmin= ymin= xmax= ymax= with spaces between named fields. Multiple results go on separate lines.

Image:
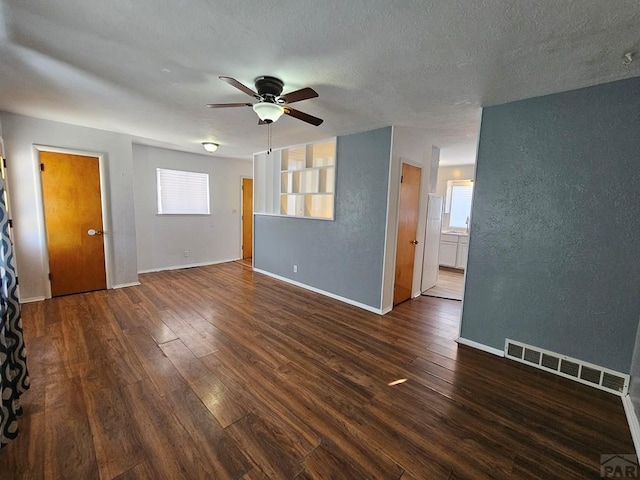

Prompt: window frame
xmin=156 ymin=167 xmax=211 ymax=215
xmin=445 ymin=179 xmax=474 ymax=229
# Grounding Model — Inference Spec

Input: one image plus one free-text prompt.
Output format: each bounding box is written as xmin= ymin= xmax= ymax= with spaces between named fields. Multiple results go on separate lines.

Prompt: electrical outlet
xmin=184 ymin=250 xmax=189 ymax=257
xmin=293 ymin=265 xmax=298 ymax=273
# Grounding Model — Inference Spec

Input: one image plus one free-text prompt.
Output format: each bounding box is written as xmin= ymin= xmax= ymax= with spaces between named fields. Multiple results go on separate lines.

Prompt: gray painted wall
xmin=460 ymin=76 xmax=640 ymax=373
xmin=2 ymin=112 xmax=139 ymax=299
xmin=132 ymin=144 xmax=252 ymax=272
xmin=254 ymin=127 xmax=392 ymax=310
xmin=630 ymin=324 xmax=640 ymax=421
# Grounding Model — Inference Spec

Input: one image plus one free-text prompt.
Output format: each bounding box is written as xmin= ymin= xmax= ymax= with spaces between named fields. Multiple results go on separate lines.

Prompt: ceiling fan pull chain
xmin=268 ymin=122 xmax=272 ymax=154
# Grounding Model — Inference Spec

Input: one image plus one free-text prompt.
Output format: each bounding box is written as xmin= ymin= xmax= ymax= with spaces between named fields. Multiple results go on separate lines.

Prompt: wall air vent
xmin=507 ymin=343 xmax=524 ymax=359
xmin=505 ymin=339 xmax=629 ymax=397
xmin=523 ymin=348 xmax=541 ymax=364
xmin=560 ymin=359 xmax=579 ymax=377
xmin=602 ymin=372 xmax=627 ymax=393
xmin=541 ymin=353 xmax=559 ymax=370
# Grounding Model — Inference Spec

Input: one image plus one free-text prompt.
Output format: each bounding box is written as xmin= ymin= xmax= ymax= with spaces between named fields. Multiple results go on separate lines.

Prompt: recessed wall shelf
xmin=255 ymin=138 xmax=336 ymax=220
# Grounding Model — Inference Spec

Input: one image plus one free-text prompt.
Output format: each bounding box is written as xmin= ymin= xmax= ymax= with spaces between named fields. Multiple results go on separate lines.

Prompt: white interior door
xmin=421 ymin=194 xmax=443 ymax=291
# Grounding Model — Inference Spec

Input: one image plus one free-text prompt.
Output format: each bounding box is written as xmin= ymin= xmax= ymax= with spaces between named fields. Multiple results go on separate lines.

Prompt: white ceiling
xmin=0 ymin=1 xmax=638 ymax=162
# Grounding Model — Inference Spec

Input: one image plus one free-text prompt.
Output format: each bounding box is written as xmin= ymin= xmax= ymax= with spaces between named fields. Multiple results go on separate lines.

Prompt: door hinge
xmin=2 ymin=157 xmax=6 ymax=169
xmin=7 ymin=219 xmax=12 ymax=228
xmin=48 ymin=273 xmax=52 ymax=281
xmin=400 ymin=175 xmax=404 ymax=183
xmin=40 ymin=163 xmax=45 ymax=172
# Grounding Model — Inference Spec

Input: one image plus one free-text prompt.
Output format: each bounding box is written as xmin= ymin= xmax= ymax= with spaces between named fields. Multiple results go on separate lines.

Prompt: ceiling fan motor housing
xmin=255 ymin=76 xmax=284 ymax=100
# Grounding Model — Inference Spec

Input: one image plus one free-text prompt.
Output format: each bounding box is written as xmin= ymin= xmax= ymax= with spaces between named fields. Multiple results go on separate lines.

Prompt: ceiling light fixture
xmin=202 ymin=142 xmax=218 ymax=153
xmin=252 ymin=102 xmax=285 ymax=123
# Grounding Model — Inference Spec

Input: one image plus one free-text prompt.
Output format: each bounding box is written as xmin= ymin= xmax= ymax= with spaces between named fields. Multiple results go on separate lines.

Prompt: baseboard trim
xmin=138 ymin=258 xmax=239 ymax=274
xmin=456 ymin=337 xmax=505 ymax=357
xmin=622 ymin=395 xmax=640 ymax=458
xmin=112 ymin=282 xmax=141 ymax=289
xmin=253 ymin=268 xmax=384 ymax=315
xmin=19 ymin=296 xmax=46 ymax=304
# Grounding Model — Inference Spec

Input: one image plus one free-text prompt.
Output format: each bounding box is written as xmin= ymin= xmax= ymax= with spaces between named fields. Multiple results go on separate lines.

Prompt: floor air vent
xmin=505 ymin=339 xmax=629 ymax=396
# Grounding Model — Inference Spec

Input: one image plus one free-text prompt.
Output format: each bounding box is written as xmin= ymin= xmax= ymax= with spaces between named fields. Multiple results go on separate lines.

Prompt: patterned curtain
xmin=0 ymin=173 xmax=29 ymax=448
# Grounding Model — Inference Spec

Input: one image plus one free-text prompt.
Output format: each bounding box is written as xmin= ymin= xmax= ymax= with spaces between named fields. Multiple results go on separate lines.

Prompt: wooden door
xmin=242 ymin=178 xmax=253 ymax=259
xmin=40 ymin=152 xmax=107 ymax=296
xmin=393 ymin=163 xmax=421 ymax=305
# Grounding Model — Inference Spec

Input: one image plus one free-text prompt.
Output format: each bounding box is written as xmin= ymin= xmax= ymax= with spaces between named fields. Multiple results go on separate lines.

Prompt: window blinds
xmin=449 ymin=184 xmax=473 ymax=228
xmin=157 ymin=168 xmax=210 ymax=215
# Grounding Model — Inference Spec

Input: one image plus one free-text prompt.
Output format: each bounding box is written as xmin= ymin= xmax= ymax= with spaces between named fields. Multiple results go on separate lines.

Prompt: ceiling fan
xmin=207 ymin=76 xmax=323 ymax=126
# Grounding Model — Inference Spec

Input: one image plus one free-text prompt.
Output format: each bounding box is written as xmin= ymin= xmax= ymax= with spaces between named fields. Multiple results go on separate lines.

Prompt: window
xmin=445 ymin=180 xmax=474 ymax=229
xmin=157 ymin=168 xmax=210 ymax=215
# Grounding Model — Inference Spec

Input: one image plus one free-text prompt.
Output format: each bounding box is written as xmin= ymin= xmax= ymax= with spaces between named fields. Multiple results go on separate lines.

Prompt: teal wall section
xmin=254 ymin=127 xmax=392 ymax=310
xmin=461 ymin=77 xmax=640 ymax=373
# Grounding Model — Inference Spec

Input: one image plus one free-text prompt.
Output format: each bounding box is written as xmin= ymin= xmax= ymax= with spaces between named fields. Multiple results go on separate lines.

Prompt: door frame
xmin=240 ymin=175 xmax=253 ymax=263
xmin=419 ymin=193 xmax=444 ymax=292
xmin=391 ymin=160 xmax=423 ymax=305
xmin=33 ymin=145 xmax=113 ymax=298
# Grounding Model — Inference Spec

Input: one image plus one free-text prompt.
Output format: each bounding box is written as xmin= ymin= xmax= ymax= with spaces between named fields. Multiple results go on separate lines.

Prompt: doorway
xmin=241 ymin=177 xmax=253 ymax=262
xmin=393 ymin=163 xmax=421 ymax=305
xmin=422 ymin=175 xmax=474 ymax=301
xmin=40 ymin=151 xmax=107 ymax=297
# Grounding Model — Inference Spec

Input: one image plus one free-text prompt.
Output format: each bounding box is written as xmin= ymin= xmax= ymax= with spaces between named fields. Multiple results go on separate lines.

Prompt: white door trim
xmin=33 ymin=145 xmax=113 ymax=298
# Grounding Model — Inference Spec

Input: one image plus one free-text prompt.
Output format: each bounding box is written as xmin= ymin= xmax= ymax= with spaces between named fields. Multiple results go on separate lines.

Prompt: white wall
xmin=133 ymin=144 xmax=252 ymax=272
xmin=436 ymin=164 xmax=476 ymax=230
xmin=2 ymin=112 xmax=138 ymax=301
xmin=381 ymin=127 xmax=439 ymax=312
xmin=435 ymin=165 xmax=476 ymax=196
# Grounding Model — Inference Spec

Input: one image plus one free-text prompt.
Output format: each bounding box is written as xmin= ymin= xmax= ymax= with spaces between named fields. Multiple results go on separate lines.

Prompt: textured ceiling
xmin=0 ymin=0 xmax=638 ymax=162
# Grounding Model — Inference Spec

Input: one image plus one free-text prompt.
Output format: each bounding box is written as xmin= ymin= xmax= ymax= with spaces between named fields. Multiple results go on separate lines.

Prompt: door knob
xmin=410 ymin=240 xmax=419 ymax=245
xmin=87 ymin=229 xmax=103 ymax=236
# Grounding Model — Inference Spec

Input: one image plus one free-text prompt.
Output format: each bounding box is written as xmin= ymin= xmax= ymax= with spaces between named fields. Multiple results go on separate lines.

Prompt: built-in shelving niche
xmin=255 ymin=138 xmax=336 ymax=220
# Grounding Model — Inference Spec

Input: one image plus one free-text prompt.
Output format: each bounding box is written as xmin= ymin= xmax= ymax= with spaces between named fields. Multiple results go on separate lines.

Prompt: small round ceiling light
xmin=202 ymin=142 xmax=218 ymax=153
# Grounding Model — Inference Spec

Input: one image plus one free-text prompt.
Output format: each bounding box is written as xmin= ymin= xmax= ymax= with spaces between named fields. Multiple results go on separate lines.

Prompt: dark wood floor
xmin=2 ymin=262 xmax=633 ymax=479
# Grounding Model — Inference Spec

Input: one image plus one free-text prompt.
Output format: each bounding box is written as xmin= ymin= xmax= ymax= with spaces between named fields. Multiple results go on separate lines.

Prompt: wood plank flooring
xmin=237 ymin=257 xmax=253 ymax=268
xmin=424 ymin=268 xmax=465 ymax=301
xmin=2 ymin=262 xmax=633 ymax=479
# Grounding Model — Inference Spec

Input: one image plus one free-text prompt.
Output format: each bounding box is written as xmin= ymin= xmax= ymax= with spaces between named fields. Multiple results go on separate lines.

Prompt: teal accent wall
xmin=254 ymin=127 xmax=392 ymax=310
xmin=461 ymin=77 xmax=640 ymax=373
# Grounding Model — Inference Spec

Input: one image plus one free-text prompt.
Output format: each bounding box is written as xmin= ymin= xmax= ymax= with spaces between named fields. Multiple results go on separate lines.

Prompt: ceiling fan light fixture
xmin=202 ymin=142 xmax=218 ymax=153
xmin=253 ymin=102 xmax=284 ymax=123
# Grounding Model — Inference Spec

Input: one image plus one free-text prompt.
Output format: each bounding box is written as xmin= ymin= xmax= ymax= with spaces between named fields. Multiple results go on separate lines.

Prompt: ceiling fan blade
xmin=281 ymin=87 xmax=318 ymax=104
xmin=284 ymin=107 xmax=323 ymax=126
xmin=207 ymin=102 xmax=252 ymax=108
xmin=219 ymin=76 xmax=258 ymax=98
